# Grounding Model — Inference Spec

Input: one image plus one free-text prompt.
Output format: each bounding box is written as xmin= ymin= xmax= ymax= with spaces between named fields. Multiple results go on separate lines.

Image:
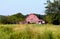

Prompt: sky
xmin=0 ymin=0 xmax=53 ymax=15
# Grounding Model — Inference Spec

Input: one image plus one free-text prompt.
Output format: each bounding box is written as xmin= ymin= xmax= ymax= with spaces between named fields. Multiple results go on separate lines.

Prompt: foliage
xmin=45 ymin=0 xmax=60 ymax=25
xmin=0 ymin=15 xmax=8 ymax=24
xmin=35 ymin=14 xmax=45 ymax=19
xmin=0 ymin=13 xmax=26 ymax=24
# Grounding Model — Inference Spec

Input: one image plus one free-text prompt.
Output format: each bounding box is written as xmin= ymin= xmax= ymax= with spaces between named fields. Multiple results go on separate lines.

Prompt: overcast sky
xmin=0 ymin=0 xmax=53 ymax=15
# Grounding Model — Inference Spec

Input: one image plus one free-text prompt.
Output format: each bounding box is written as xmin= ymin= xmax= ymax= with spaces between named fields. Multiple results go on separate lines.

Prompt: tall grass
xmin=0 ymin=24 xmax=60 ymax=39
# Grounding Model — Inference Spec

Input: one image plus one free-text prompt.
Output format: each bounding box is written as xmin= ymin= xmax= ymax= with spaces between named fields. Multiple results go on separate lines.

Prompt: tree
xmin=0 ymin=15 xmax=8 ymax=24
xmin=0 ymin=13 xmax=26 ymax=24
xmin=45 ymin=0 xmax=60 ymax=24
xmin=8 ymin=13 xmax=26 ymax=24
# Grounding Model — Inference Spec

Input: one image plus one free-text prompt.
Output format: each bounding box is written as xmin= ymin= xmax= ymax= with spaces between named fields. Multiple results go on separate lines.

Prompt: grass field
xmin=0 ymin=24 xmax=60 ymax=39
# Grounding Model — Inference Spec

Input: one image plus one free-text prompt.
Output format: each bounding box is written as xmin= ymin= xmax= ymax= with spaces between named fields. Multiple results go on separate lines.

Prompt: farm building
xmin=25 ymin=13 xmax=45 ymax=24
xmin=19 ymin=13 xmax=45 ymax=24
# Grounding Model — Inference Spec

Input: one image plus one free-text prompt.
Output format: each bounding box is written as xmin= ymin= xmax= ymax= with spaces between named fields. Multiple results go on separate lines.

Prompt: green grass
xmin=0 ymin=24 xmax=60 ymax=39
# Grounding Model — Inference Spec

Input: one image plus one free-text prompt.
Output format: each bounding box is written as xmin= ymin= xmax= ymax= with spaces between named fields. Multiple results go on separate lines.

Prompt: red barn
xmin=25 ymin=14 xmax=45 ymax=24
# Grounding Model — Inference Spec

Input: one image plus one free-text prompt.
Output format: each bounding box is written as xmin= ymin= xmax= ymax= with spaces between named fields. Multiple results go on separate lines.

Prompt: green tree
xmin=45 ymin=0 xmax=60 ymax=24
xmin=8 ymin=13 xmax=26 ymax=24
xmin=0 ymin=15 xmax=8 ymax=24
xmin=0 ymin=13 xmax=26 ymax=24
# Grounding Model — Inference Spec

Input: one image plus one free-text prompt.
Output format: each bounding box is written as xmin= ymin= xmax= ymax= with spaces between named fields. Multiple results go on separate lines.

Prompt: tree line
xmin=0 ymin=13 xmax=25 ymax=24
xmin=0 ymin=13 xmax=44 ymax=24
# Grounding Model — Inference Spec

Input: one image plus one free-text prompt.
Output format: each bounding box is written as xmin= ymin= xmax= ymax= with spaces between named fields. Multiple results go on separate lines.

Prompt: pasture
xmin=0 ymin=24 xmax=60 ymax=39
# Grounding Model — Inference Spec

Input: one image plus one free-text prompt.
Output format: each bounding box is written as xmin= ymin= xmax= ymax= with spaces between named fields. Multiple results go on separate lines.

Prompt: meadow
xmin=0 ymin=24 xmax=60 ymax=39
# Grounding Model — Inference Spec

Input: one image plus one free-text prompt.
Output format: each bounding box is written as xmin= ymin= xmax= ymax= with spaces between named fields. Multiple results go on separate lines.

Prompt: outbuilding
xmin=25 ymin=13 xmax=45 ymax=24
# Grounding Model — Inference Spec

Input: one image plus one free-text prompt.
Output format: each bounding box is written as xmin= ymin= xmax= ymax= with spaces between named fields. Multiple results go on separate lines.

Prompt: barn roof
xmin=26 ymin=13 xmax=44 ymax=20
